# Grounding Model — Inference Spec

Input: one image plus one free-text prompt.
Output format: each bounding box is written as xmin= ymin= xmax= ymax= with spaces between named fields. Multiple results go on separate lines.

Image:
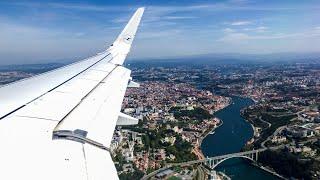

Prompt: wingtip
xmin=136 ymin=7 xmax=145 ymax=15
xmin=108 ymin=6 xmax=145 ymax=65
xmin=138 ymin=7 xmax=145 ymax=11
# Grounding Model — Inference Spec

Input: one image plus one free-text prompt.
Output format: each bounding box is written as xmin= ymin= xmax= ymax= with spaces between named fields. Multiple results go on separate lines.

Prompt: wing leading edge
xmin=0 ymin=7 xmax=144 ymax=180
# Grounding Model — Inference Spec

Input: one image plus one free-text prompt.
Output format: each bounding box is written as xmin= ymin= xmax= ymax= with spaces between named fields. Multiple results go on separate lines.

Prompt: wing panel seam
xmin=0 ymin=53 xmax=111 ymax=120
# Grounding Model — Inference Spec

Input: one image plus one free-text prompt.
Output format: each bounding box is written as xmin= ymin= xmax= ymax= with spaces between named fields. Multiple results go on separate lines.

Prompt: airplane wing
xmin=0 ymin=7 xmax=144 ymax=180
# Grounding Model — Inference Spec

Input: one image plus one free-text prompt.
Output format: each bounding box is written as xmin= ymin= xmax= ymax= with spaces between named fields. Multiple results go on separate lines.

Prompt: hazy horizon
xmin=1 ymin=51 xmax=320 ymax=67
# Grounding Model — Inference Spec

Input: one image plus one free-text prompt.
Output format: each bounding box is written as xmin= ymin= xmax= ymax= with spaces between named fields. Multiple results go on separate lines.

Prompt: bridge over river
xmin=141 ymin=146 xmax=283 ymax=180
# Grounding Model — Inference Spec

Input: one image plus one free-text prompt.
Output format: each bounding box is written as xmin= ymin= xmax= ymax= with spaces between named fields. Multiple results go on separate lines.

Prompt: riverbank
xmin=195 ymin=118 xmax=224 ymax=159
xmin=196 ymin=97 xmax=232 ymax=159
xmin=201 ymin=96 xmax=280 ymax=180
xmin=239 ymin=97 xmax=288 ymax=179
xmin=251 ymin=163 xmax=287 ymax=180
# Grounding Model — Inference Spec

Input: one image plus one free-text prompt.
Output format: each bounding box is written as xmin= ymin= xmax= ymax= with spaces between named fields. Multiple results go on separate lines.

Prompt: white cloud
xmin=217 ymin=28 xmax=320 ymax=43
xmin=223 ymin=28 xmax=235 ymax=33
xmin=112 ymin=17 xmax=129 ymax=23
xmin=0 ymin=1 xmax=319 ymax=64
xmin=0 ymin=21 xmax=114 ymax=64
xmin=7 ymin=2 xmax=133 ymax=12
xmin=230 ymin=21 xmax=252 ymax=26
xmin=255 ymin=26 xmax=268 ymax=32
xmin=217 ymin=33 xmax=250 ymax=42
xmin=138 ymin=29 xmax=182 ymax=39
xmin=243 ymin=26 xmax=268 ymax=32
xmin=256 ymin=26 xmax=268 ymax=30
xmin=74 ymin=32 xmax=86 ymax=37
xmin=4 ymin=1 xmax=320 ymax=14
xmin=164 ymin=16 xmax=197 ymax=20
xmin=229 ymin=0 xmax=249 ymax=3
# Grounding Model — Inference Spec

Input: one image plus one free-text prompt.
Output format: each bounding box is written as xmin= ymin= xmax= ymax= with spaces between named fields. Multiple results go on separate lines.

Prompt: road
xmin=142 ymin=141 xmax=316 ymax=180
xmin=261 ymin=125 xmax=287 ymax=148
xmin=196 ymin=165 xmax=205 ymax=180
xmin=259 ymin=116 xmax=271 ymax=128
xmin=141 ymin=147 xmax=278 ymax=180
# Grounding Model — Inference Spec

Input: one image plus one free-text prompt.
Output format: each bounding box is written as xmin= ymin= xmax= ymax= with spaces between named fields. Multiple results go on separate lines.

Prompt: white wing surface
xmin=0 ymin=7 xmax=144 ymax=180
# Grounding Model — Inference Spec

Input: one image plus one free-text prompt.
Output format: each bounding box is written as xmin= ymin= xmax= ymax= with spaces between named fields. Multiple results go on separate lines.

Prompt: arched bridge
xmin=167 ymin=148 xmax=267 ymax=169
xmin=204 ymin=148 xmax=264 ymax=169
xmin=142 ymin=146 xmax=283 ymax=180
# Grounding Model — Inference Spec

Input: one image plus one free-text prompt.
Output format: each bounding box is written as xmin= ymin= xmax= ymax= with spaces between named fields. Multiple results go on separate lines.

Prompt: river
xmin=201 ymin=96 xmax=280 ymax=180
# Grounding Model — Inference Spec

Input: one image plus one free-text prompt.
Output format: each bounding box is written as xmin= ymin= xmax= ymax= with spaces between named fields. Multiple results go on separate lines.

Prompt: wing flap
xmin=84 ymin=144 xmax=119 ymax=180
xmin=117 ymin=112 xmax=139 ymax=125
xmin=55 ymin=66 xmax=131 ymax=146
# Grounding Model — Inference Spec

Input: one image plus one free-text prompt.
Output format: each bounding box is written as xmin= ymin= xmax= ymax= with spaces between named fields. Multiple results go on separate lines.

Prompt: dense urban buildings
xmin=113 ymin=59 xmax=320 ymax=179
xmin=1 ymin=59 xmax=319 ymax=179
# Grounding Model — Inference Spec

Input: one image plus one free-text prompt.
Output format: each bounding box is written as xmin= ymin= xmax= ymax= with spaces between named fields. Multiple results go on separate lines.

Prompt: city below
xmin=1 ymin=57 xmax=319 ymax=180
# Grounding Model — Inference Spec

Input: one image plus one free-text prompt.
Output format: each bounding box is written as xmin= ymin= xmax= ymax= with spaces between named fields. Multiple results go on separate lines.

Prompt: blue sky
xmin=0 ymin=0 xmax=319 ymax=65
